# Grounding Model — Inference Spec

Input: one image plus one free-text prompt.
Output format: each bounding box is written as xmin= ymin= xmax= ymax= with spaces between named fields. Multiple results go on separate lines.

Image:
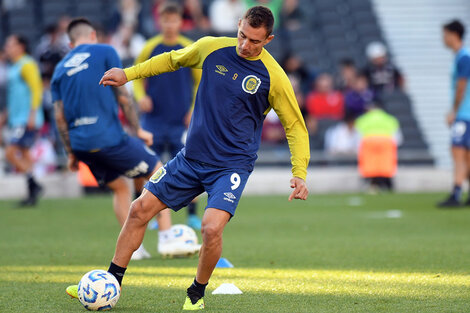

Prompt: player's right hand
xmin=139 ymin=96 xmax=153 ymax=113
xmin=99 ymin=68 xmax=128 ymax=87
xmin=137 ymin=128 xmax=154 ymax=147
xmin=446 ymin=111 xmax=456 ymax=127
xmin=68 ymin=154 xmax=79 ymax=172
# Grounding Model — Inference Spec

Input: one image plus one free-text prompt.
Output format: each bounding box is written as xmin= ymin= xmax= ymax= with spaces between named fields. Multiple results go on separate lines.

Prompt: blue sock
xmin=452 ymin=185 xmax=462 ymax=201
xmin=187 ymin=202 xmax=197 ymax=216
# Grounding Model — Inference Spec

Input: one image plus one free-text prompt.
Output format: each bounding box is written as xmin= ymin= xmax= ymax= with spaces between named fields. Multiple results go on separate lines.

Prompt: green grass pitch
xmin=1 ymin=193 xmax=470 ymax=312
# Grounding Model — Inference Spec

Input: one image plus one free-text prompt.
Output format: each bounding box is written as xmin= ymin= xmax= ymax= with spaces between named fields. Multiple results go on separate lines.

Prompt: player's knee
xmin=201 ymin=223 xmax=223 ymax=242
xmin=128 ymin=198 xmax=151 ymax=223
xmin=5 ymin=146 xmax=15 ymax=161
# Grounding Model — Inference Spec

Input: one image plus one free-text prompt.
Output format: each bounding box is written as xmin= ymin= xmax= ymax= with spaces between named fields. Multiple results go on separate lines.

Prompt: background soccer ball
xmin=78 ymin=270 xmax=120 ymax=311
xmin=171 ymin=224 xmax=198 ymax=245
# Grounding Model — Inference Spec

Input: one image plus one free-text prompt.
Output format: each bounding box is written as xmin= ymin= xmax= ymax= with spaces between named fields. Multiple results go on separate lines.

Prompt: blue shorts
xmin=74 ymin=136 xmax=159 ymax=186
xmin=451 ymin=120 xmax=470 ymax=149
xmin=144 ymin=152 xmax=251 ymax=217
xmin=8 ymin=127 xmax=37 ymax=148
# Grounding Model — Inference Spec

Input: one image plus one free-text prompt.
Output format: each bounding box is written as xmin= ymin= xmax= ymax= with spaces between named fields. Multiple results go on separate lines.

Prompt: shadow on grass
xmin=0 ymin=280 xmax=468 ymax=313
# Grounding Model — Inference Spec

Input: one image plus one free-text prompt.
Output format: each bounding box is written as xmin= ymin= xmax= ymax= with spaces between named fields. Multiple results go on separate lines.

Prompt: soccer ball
xmin=78 ymin=270 xmax=120 ymax=311
xmin=171 ymin=224 xmax=198 ymax=245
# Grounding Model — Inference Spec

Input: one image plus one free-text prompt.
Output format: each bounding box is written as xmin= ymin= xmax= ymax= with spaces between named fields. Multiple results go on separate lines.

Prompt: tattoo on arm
xmin=113 ymin=86 xmax=141 ymax=133
xmin=54 ymin=100 xmax=73 ymax=155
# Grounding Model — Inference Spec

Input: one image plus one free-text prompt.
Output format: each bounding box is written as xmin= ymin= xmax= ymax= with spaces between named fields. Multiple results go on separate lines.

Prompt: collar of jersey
xmin=236 ymin=47 xmax=266 ymax=61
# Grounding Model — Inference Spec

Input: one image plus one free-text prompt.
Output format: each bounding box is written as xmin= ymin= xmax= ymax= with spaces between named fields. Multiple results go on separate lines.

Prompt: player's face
xmin=4 ymin=36 xmax=23 ymax=60
xmin=237 ymin=19 xmax=274 ymax=58
xmin=442 ymin=29 xmax=456 ymax=48
xmin=159 ymin=13 xmax=182 ymax=38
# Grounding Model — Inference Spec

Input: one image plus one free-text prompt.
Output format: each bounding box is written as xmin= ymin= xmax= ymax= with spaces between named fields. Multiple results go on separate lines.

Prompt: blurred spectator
xmin=336 ymin=58 xmax=357 ymax=91
xmin=108 ymin=0 xmax=143 ymax=34
xmin=344 ymin=73 xmax=374 ymax=119
xmin=2 ymin=34 xmax=44 ymax=206
xmin=306 ymin=73 xmax=344 ymax=120
xmin=34 ymin=23 xmax=70 ymax=80
xmin=95 ymin=25 xmax=111 ymax=44
xmin=279 ymin=0 xmax=303 ymax=32
xmin=363 ymin=42 xmax=404 ymax=96
xmin=110 ymin=24 xmax=146 ymax=66
xmin=244 ymin=0 xmax=283 ymax=29
xmin=262 ymin=110 xmax=285 ymax=143
xmin=209 ymin=0 xmax=246 ymax=34
xmin=2 ymin=0 xmax=26 ymax=11
xmin=152 ymin=0 xmax=210 ymax=32
xmin=324 ymin=113 xmax=360 ymax=156
xmin=355 ymin=105 xmax=402 ymax=191
xmin=282 ymin=52 xmax=315 ymax=95
xmin=288 ymin=74 xmax=306 ymax=118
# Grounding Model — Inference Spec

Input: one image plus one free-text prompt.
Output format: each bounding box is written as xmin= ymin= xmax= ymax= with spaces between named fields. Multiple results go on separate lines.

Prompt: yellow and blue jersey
xmin=453 ymin=47 xmax=470 ymax=121
xmin=7 ymin=54 xmax=43 ymax=128
xmin=125 ymin=36 xmax=310 ymax=180
xmin=133 ymin=35 xmax=201 ymax=132
xmin=51 ymin=44 xmax=126 ymax=151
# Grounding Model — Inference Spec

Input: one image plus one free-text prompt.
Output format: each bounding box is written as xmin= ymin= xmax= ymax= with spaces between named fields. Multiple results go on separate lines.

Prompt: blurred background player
xmin=133 ymin=2 xmax=202 ymax=229
xmin=1 ymin=34 xmax=44 ymax=207
xmin=439 ymin=20 xmax=470 ymax=207
xmin=52 ymin=18 xmax=200 ymax=261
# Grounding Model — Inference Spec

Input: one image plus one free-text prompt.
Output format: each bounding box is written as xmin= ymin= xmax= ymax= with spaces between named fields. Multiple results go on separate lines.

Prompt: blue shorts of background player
xmin=149 ymin=125 xmax=186 ymax=159
xmin=8 ymin=127 xmax=38 ymax=148
xmin=145 ymin=151 xmax=251 ymax=217
xmin=451 ymin=120 xmax=470 ymax=149
xmin=74 ymin=135 xmax=159 ymax=186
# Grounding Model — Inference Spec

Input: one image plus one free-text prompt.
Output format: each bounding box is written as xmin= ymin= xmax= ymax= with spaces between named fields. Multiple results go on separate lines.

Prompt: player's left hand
xmin=184 ymin=111 xmax=192 ymax=128
xmin=26 ymin=113 xmax=35 ymax=130
xmin=288 ymin=177 xmax=308 ymax=201
xmin=137 ymin=128 xmax=153 ymax=147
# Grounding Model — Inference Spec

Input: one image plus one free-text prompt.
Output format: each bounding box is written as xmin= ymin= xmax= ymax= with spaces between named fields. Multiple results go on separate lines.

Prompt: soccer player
xmin=439 ymin=20 xmax=470 ymax=207
xmin=135 ymin=2 xmax=202 ymax=229
xmin=1 ymin=34 xmax=44 ymax=207
xmin=72 ymin=6 xmax=309 ymax=310
xmin=52 ymin=18 xmax=200 ymax=265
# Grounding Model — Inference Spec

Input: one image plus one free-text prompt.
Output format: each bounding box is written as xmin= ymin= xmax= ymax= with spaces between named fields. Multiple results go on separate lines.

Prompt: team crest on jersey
xmin=150 ymin=167 xmax=166 ymax=183
xmin=242 ymin=75 xmax=261 ymax=94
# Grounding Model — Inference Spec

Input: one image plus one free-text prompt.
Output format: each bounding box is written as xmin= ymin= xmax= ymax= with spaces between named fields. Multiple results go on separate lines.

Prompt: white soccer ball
xmin=171 ymin=224 xmax=198 ymax=245
xmin=78 ymin=270 xmax=121 ymax=311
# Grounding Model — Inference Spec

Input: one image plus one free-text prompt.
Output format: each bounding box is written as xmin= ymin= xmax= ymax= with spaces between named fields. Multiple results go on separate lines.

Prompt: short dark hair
xmin=340 ymin=58 xmax=355 ymax=68
xmin=10 ymin=34 xmax=29 ymax=54
xmin=159 ymin=1 xmax=183 ymax=16
xmin=243 ymin=6 xmax=274 ymax=37
xmin=67 ymin=17 xmax=94 ymax=43
xmin=443 ymin=20 xmax=465 ymax=40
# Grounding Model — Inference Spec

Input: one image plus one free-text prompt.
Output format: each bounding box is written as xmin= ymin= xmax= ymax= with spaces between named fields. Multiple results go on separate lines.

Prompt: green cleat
xmin=65 ymin=285 xmax=78 ymax=299
xmin=182 ymin=296 xmax=205 ymax=310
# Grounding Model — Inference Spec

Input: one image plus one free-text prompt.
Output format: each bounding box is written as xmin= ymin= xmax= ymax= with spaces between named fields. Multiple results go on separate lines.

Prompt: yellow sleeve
xmin=132 ymin=35 xmax=163 ymax=102
xmin=264 ymin=59 xmax=310 ymax=180
xmin=21 ymin=61 xmax=43 ymax=110
xmin=124 ymin=36 xmax=237 ymax=81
